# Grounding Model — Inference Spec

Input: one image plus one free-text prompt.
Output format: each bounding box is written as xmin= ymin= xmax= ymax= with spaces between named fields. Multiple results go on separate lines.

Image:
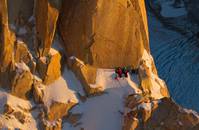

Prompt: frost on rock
xmin=43 ymin=76 xmax=78 ymax=121
xmin=63 ymin=67 xmax=141 ymax=130
xmin=0 ymin=91 xmax=37 ymax=130
xmin=138 ymin=49 xmax=169 ymax=99
xmin=68 ymin=57 xmax=104 ymax=96
xmin=37 ymin=48 xmax=61 ymax=85
xmin=11 ymin=62 xmax=33 ymax=100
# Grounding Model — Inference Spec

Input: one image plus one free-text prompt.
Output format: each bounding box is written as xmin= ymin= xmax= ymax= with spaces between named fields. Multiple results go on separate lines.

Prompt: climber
xmin=122 ymin=67 xmax=129 ymax=78
xmin=115 ymin=67 xmax=123 ymax=78
xmin=114 ymin=73 xmax=119 ymax=80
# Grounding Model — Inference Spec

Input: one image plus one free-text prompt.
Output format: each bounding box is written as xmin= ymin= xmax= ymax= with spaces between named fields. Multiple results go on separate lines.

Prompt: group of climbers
xmin=114 ymin=67 xmax=138 ymax=80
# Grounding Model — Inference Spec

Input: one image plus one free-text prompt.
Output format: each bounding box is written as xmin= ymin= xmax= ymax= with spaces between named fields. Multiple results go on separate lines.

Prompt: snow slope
xmin=63 ymin=69 xmax=141 ymax=130
xmin=148 ymin=5 xmax=199 ymax=112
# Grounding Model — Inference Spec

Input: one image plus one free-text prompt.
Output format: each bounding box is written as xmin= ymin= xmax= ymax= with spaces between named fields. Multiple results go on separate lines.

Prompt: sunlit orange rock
xmin=59 ymin=0 xmax=149 ymax=68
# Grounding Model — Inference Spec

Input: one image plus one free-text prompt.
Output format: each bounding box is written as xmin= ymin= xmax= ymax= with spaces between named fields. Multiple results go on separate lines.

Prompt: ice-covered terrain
xmin=148 ymin=0 xmax=199 ymax=112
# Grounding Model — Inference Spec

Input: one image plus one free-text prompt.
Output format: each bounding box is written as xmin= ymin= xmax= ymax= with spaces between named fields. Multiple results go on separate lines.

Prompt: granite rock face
xmin=36 ymin=48 xmax=61 ymax=85
xmin=14 ymin=41 xmax=36 ymax=73
xmin=123 ymin=94 xmax=199 ymax=130
xmin=1 ymin=0 xmax=199 ymax=130
xmin=35 ymin=0 xmax=61 ymax=57
xmin=0 ymin=0 xmax=15 ymax=87
xmin=68 ymin=57 xmax=104 ymax=96
xmin=11 ymin=62 xmax=33 ymax=99
xmin=59 ymin=0 xmax=149 ymax=68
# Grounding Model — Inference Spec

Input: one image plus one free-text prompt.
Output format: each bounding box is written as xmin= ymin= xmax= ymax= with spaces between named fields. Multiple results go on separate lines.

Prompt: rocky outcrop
xmin=42 ymin=77 xmax=78 ymax=121
xmin=0 ymin=0 xmax=15 ymax=86
xmin=11 ymin=62 xmax=33 ymax=99
xmin=41 ymin=118 xmax=62 ymax=130
xmin=46 ymin=100 xmax=77 ymax=121
xmin=0 ymin=92 xmax=37 ymax=130
xmin=123 ymin=94 xmax=199 ymax=130
xmin=138 ymin=50 xmax=169 ymax=99
xmin=59 ymin=0 xmax=149 ymax=68
xmin=37 ymin=48 xmax=61 ymax=85
xmin=14 ymin=40 xmax=36 ymax=73
xmin=68 ymin=56 xmax=104 ymax=96
xmin=32 ymin=76 xmax=45 ymax=103
xmin=35 ymin=0 xmax=61 ymax=57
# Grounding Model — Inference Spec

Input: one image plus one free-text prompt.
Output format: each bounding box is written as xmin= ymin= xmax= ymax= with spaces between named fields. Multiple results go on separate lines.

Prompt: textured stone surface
xmin=11 ymin=62 xmax=33 ymax=99
xmin=0 ymin=0 xmax=15 ymax=72
xmin=123 ymin=95 xmax=199 ymax=130
xmin=37 ymin=48 xmax=61 ymax=85
xmin=41 ymin=118 xmax=62 ymax=130
xmin=46 ymin=100 xmax=77 ymax=121
xmin=32 ymin=76 xmax=45 ymax=103
xmin=14 ymin=41 xmax=36 ymax=73
xmin=138 ymin=50 xmax=169 ymax=99
xmin=59 ymin=0 xmax=149 ymax=68
xmin=35 ymin=0 xmax=61 ymax=56
xmin=68 ymin=57 xmax=104 ymax=96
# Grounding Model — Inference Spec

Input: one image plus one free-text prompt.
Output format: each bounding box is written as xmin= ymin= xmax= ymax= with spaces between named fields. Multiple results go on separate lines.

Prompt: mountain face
xmin=59 ymin=0 xmax=149 ymax=68
xmin=0 ymin=0 xmax=199 ymax=130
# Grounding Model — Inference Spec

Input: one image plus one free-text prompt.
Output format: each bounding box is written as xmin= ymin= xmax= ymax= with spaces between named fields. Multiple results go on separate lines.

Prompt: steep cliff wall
xmin=0 ymin=0 xmax=15 ymax=87
xmin=59 ymin=0 xmax=149 ymax=68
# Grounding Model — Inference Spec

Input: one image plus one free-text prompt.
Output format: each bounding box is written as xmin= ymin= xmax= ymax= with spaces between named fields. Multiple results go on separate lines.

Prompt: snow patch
xmin=43 ymin=76 xmax=78 ymax=110
xmin=63 ymin=68 xmax=141 ymax=130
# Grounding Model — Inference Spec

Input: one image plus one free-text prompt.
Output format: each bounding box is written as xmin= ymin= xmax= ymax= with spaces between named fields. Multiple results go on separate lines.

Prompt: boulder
xmin=11 ymin=62 xmax=33 ymax=99
xmin=41 ymin=76 xmax=78 ymax=121
xmin=46 ymin=100 xmax=77 ymax=121
xmin=138 ymin=50 xmax=169 ymax=99
xmin=0 ymin=92 xmax=36 ymax=130
xmin=68 ymin=56 xmax=104 ymax=96
xmin=59 ymin=0 xmax=149 ymax=68
xmin=41 ymin=118 xmax=62 ymax=130
xmin=14 ymin=40 xmax=36 ymax=73
xmin=37 ymin=48 xmax=61 ymax=85
xmin=32 ymin=76 xmax=46 ymax=103
xmin=35 ymin=0 xmax=62 ymax=56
